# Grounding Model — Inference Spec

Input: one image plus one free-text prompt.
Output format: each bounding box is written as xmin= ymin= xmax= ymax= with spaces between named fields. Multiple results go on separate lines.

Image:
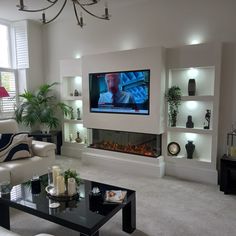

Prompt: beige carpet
xmin=9 ymin=156 xmax=236 ymax=236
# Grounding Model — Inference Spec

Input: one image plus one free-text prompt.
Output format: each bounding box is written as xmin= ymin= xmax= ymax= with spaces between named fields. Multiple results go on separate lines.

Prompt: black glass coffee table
xmin=0 ymin=175 xmax=136 ymax=236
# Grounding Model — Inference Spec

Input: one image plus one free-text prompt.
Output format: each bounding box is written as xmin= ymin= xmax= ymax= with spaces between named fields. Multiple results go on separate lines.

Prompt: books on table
xmin=105 ymin=190 xmax=127 ymax=203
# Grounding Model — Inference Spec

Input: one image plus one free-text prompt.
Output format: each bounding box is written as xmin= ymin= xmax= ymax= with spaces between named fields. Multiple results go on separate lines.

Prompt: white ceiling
xmin=0 ymin=0 xmax=150 ymax=22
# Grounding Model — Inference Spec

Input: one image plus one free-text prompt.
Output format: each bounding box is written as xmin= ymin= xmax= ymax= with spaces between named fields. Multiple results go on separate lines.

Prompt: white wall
xmin=41 ymin=0 xmax=236 ymax=157
xmin=26 ymin=20 xmax=44 ymax=91
xmin=82 ymin=47 xmax=165 ymax=134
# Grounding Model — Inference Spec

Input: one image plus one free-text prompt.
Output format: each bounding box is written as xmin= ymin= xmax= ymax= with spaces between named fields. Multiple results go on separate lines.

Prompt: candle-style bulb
xmin=104 ymin=2 xmax=109 ymax=19
xmin=80 ymin=12 xmax=84 ymax=28
xmin=42 ymin=12 xmax=46 ymax=23
xmin=19 ymin=0 xmax=24 ymax=10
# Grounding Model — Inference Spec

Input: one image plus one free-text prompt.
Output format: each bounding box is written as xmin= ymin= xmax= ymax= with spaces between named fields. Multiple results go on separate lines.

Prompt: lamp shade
xmin=0 ymin=86 xmax=10 ymax=98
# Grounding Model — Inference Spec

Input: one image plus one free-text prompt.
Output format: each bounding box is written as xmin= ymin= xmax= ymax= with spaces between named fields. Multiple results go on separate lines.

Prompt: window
xmin=0 ymin=20 xmax=29 ymax=117
xmin=0 ymin=24 xmax=11 ymax=68
xmin=0 ymin=22 xmax=17 ymax=116
xmin=0 ymin=69 xmax=17 ymax=113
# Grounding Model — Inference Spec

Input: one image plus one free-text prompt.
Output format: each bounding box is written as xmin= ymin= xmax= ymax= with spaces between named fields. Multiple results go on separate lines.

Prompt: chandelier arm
xmin=75 ymin=0 xmax=109 ymax=20
xmin=18 ymin=0 xmax=59 ymax=12
xmin=79 ymin=0 xmax=100 ymax=6
xmin=46 ymin=0 xmax=57 ymax=3
xmin=44 ymin=0 xmax=68 ymax=24
xmin=73 ymin=2 xmax=82 ymax=27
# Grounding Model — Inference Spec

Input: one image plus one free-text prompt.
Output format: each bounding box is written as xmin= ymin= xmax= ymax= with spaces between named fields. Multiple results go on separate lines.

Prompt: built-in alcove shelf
xmin=60 ymin=58 xmax=88 ymax=158
xmin=164 ymin=43 xmax=221 ymax=184
xmin=181 ymin=95 xmax=214 ymax=101
xmin=64 ymin=141 xmax=86 ymax=146
xmin=166 ymin=155 xmax=211 ymax=164
xmin=61 ymin=96 xmax=83 ymax=101
xmin=63 ymin=119 xmax=83 ymax=124
xmin=167 ymin=127 xmax=213 ymax=135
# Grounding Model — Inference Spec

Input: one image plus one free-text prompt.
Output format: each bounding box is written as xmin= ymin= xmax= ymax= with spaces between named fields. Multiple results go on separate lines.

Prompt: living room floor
xmin=10 ymin=155 xmax=236 ymax=236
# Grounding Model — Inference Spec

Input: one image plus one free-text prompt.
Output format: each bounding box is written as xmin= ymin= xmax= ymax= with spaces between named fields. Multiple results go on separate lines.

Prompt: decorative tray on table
xmin=45 ymin=185 xmax=79 ymax=201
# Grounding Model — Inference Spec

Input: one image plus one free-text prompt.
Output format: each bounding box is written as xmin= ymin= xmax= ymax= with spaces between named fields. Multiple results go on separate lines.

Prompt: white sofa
xmin=0 ymin=226 xmax=54 ymax=236
xmin=0 ymin=119 xmax=56 ymax=186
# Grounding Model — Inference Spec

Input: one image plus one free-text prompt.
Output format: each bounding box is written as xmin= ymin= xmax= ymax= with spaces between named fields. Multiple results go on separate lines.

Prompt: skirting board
xmin=82 ymin=148 xmax=165 ymax=178
xmin=61 ymin=146 xmax=82 ymax=159
xmin=165 ymin=162 xmax=218 ymax=185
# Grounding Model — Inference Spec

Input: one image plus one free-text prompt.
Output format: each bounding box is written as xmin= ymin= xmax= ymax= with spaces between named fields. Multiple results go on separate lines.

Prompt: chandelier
xmin=16 ymin=0 xmax=110 ymax=28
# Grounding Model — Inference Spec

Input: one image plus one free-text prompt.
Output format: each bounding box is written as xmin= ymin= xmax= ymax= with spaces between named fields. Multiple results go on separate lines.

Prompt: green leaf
xmin=14 ymin=82 xmax=73 ymax=130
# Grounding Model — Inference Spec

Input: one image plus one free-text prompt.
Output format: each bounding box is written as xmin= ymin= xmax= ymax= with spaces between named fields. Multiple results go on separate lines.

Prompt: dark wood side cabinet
xmin=220 ymin=155 xmax=236 ymax=194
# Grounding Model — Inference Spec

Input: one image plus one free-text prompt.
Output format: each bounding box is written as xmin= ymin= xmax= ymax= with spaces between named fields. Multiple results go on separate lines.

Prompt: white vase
xmin=40 ymin=123 xmax=50 ymax=134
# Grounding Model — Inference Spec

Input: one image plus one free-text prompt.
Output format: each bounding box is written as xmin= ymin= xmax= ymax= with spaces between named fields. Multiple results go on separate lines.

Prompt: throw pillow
xmin=0 ymin=133 xmax=32 ymax=163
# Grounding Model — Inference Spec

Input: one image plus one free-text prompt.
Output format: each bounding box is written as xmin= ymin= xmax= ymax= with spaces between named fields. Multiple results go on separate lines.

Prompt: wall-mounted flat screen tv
xmin=89 ymin=69 xmax=150 ymax=115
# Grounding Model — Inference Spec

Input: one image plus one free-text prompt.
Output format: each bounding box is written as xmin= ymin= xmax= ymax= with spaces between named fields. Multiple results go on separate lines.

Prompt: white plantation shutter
xmin=12 ymin=21 xmax=29 ymax=69
xmin=0 ymin=70 xmax=17 ymax=113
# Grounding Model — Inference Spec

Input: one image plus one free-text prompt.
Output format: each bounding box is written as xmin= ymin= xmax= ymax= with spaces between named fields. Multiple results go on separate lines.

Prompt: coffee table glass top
xmin=0 ymin=175 xmax=135 ymax=235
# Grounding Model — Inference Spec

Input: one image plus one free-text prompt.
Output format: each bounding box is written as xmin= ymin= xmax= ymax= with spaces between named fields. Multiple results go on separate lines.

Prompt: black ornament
xmin=186 ymin=115 xmax=194 ymax=128
xmin=188 ymin=79 xmax=196 ymax=96
xmin=185 ymin=140 xmax=195 ymax=159
xmin=204 ymin=109 xmax=211 ymax=129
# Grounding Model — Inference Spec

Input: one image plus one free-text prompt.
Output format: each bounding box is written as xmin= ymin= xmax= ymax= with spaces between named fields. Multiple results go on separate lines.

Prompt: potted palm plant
xmin=15 ymin=82 xmax=72 ymax=133
xmin=166 ymin=86 xmax=182 ymax=127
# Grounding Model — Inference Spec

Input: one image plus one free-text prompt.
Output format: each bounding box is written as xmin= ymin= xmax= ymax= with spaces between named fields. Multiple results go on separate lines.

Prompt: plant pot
xmin=170 ymin=110 xmax=177 ymax=127
xmin=186 ymin=115 xmax=194 ymax=128
xmin=40 ymin=123 xmax=50 ymax=134
xmin=170 ymin=116 xmax=177 ymax=127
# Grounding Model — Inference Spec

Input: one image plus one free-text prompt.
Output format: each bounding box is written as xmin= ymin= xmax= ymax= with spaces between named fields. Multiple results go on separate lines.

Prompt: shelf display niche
xmin=169 ymin=67 xmax=215 ymax=96
xmin=61 ymin=76 xmax=82 ymax=99
xmin=167 ymin=131 xmax=212 ymax=163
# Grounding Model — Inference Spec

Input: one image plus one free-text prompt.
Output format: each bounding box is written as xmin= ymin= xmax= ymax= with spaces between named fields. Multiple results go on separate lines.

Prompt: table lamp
xmin=0 ymin=86 xmax=9 ymax=98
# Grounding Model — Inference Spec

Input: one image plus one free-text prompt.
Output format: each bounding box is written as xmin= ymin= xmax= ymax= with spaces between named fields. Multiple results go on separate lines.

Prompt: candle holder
xmin=31 ymin=176 xmax=41 ymax=194
xmin=45 ymin=168 xmax=80 ymax=201
xmin=89 ymin=187 xmax=103 ymax=212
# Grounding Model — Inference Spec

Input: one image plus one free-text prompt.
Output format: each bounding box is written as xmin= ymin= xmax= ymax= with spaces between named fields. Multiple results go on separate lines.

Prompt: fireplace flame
xmin=90 ymin=141 xmax=157 ymax=157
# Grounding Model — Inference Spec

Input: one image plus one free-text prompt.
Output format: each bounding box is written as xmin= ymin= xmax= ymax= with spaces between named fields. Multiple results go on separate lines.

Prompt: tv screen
xmin=89 ymin=69 xmax=150 ymax=115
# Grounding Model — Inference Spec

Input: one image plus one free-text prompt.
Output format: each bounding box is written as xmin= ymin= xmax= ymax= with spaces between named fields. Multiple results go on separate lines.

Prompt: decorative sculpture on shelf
xmin=70 ymin=108 xmax=75 ymax=120
xmin=74 ymin=89 xmax=79 ymax=96
xmin=77 ymin=108 xmax=81 ymax=120
xmin=186 ymin=115 xmax=194 ymax=128
xmin=204 ymin=109 xmax=211 ymax=129
xmin=75 ymin=131 xmax=82 ymax=143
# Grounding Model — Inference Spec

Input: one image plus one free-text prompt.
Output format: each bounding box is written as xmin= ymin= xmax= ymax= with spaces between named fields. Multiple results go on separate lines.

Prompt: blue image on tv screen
xmin=89 ymin=69 xmax=150 ymax=115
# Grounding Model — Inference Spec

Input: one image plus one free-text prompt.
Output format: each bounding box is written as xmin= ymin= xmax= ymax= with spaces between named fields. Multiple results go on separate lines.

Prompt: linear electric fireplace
xmin=89 ymin=129 xmax=161 ymax=158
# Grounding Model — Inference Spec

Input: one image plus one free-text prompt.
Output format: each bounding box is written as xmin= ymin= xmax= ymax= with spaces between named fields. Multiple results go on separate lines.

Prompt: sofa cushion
xmin=0 ymin=166 xmax=10 ymax=183
xmin=0 ymin=133 xmax=32 ymax=163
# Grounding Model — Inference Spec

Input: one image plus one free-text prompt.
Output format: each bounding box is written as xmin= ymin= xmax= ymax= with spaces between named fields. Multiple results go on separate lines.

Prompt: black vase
xmin=186 ymin=115 xmax=194 ymax=128
xmin=170 ymin=110 xmax=177 ymax=127
xmin=188 ymin=79 xmax=196 ymax=96
xmin=185 ymin=141 xmax=195 ymax=159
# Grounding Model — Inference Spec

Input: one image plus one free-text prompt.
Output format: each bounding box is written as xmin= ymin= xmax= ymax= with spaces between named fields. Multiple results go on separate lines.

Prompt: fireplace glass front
xmin=89 ymin=129 xmax=161 ymax=158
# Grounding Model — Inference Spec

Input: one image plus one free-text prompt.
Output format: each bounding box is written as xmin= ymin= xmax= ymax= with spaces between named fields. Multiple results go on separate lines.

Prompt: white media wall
xmin=82 ymin=47 xmax=166 ymax=134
